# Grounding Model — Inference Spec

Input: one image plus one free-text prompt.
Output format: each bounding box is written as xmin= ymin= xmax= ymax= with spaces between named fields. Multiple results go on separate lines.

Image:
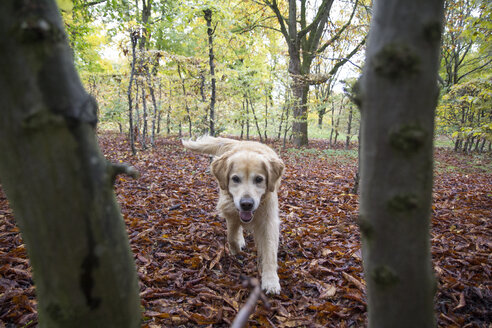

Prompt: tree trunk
xmin=454 ymin=137 xmax=461 ymax=151
xmin=167 ymin=87 xmax=172 ymax=135
xmin=146 ymin=69 xmax=158 ymax=147
xmin=248 ymin=96 xmax=264 ymax=143
xmin=351 ymin=127 xmax=361 ymax=194
xmin=329 ymin=101 xmax=335 ymax=146
xmin=359 ymin=1 xmax=444 ymax=327
xmin=0 ymin=1 xmax=141 ymax=327
xmin=277 ymin=104 xmax=286 ymax=140
xmin=141 ymin=81 xmax=148 ymax=150
xmin=157 ymin=81 xmax=162 ymax=135
xmin=318 ymin=107 xmax=326 ymax=129
xmin=204 ymin=9 xmax=216 ymax=136
xmin=134 ymin=82 xmax=141 ymax=143
xmin=177 ymin=64 xmax=192 ymax=137
xmin=199 ymin=70 xmax=209 ymax=134
xmin=245 ymin=96 xmax=250 ymax=140
xmin=264 ymin=92 xmax=269 ymax=141
xmin=479 ymin=138 xmax=486 ymax=153
xmin=291 ymin=79 xmax=309 ymax=147
xmin=127 ymin=30 xmax=138 ymax=156
xmin=334 ymin=118 xmax=340 ymax=145
xmin=346 ymin=106 xmax=353 ymax=149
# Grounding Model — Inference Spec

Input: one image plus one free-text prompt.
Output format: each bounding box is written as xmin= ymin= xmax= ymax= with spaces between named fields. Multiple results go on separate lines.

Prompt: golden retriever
xmin=182 ymin=136 xmax=284 ymax=294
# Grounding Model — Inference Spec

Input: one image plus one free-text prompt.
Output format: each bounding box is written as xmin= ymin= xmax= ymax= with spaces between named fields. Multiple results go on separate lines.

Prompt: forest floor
xmin=0 ymin=132 xmax=491 ymax=327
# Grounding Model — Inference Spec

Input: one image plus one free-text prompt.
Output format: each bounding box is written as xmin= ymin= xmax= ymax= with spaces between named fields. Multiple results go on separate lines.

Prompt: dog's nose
xmin=240 ymin=197 xmax=254 ymax=211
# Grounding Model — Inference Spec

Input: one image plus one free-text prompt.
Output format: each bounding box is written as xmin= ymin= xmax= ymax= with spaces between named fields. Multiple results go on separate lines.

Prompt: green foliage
xmin=56 ymin=0 xmax=366 ymax=147
xmin=436 ymin=0 xmax=491 ymax=151
xmin=437 ymin=77 xmax=492 ymax=149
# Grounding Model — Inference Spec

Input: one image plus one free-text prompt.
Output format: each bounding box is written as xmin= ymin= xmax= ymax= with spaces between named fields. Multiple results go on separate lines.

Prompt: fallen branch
xmin=230 ymin=277 xmax=270 ymax=328
xmin=342 ymin=272 xmax=366 ymax=292
xmin=110 ymin=163 xmax=139 ymax=184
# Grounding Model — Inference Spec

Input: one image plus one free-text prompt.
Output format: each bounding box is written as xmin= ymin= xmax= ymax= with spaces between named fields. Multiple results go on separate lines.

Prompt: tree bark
xmin=204 ymin=9 xmax=216 ymax=136
xmin=141 ymin=80 xmax=148 ymax=150
xmin=359 ymin=1 xmax=444 ymax=327
xmin=177 ymin=64 xmax=192 ymax=137
xmin=127 ymin=30 xmax=138 ymax=155
xmin=0 ymin=1 xmax=141 ymax=327
xmin=346 ymin=105 xmax=353 ymax=149
xmin=247 ymin=95 xmax=264 ymax=143
xmin=266 ymin=0 xmax=362 ymax=146
xmin=146 ymin=66 xmax=159 ymax=147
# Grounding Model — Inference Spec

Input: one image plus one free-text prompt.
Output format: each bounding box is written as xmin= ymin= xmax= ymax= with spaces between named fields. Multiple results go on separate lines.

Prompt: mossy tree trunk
xmin=359 ymin=1 xmax=444 ymax=327
xmin=0 ymin=1 xmax=140 ymax=327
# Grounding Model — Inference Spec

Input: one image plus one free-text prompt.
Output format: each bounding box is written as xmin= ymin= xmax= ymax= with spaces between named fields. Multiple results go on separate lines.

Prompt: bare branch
xmin=328 ymin=35 xmax=366 ymax=75
xmin=317 ymin=0 xmax=359 ymax=54
xmin=457 ymin=58 xmax=492 ymax=83
xmin=230 ymin=277 xmax=270 ymax=328
xmin=297 ymin=0 xmax=334 ymax=40
xmin=265 ymin=0 xmax=290 ymax=41
xmin=74 ymin=0 xmax=107 ymax=9
xmin=111 ymin=163 xmax=140 ymax=184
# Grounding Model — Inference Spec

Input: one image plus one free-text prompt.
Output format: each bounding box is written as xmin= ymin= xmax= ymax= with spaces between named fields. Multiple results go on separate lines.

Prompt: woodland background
xmin=61 ymin=0 xmax=490 ymax=151
xmin=0 ymin=0 xmax=491 ymax=327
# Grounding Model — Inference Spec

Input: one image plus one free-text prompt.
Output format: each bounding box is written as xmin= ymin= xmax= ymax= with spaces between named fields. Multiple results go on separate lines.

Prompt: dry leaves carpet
xmin=0 ymin=132 xmax=491 ymax=327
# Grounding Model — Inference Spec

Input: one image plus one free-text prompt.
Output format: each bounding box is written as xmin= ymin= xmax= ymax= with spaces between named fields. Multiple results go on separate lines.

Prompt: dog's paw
xmin=229 ymin=237 xmax=246 ymax=256
xmin=228 ymin=242 xmax=243 ymax=256
xmin=261 ymin=276 xmax=281 ymax=295
xmin=237 ymin=235 xmax=246 ymax=250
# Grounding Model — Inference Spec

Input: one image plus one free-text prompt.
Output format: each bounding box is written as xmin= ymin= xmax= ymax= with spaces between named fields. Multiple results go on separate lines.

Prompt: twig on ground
xmin=230 ymin=276 xmax=270 ymax=328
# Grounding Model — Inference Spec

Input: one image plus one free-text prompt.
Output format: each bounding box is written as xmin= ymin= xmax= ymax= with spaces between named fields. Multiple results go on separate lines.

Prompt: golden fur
xmin=182 ymin=136 xmax=284 ymax=294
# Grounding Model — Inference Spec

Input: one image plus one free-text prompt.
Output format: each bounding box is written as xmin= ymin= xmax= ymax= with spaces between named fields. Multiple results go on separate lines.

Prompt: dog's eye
xmin=254 ymin=176 xmax=264 ymax=184
xmin=231 ymin=175 xmax=240 ymax=183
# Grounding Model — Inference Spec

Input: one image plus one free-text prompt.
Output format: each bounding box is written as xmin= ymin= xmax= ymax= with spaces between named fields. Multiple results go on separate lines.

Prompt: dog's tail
xmin=182 ymin=136 xmax=238 ymax=156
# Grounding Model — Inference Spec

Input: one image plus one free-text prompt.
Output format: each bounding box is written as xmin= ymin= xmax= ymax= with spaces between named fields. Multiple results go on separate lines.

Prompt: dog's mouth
xmin=239 ymin=211 xmax=254 ymax=223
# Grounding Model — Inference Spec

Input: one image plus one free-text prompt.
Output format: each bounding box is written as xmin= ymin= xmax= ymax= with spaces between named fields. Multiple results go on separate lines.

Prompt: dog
xmin=182 ymin=136 xmax=284 ymax=294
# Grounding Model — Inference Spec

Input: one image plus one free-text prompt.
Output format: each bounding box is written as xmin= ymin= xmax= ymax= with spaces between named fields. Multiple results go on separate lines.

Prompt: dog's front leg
xmin=255 ymin=217 xmax=281 ymax=294
xmin=226 ymin=217 xmax=245 ymax=255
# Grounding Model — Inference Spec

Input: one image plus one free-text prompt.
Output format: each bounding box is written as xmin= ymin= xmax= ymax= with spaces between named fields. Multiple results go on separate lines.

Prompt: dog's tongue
xmin=240 ymin=211 xmax=253 ymax=222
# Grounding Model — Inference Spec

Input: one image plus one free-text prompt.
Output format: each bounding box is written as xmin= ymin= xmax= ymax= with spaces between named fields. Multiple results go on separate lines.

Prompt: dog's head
xmin=211 ymin=150 xmax=284 ymax=223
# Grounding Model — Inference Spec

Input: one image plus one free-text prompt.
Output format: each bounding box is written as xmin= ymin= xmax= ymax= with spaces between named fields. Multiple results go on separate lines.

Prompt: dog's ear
xmin=267 ymin=158 xmax=285 ymax=192
xmin=211 ymin=154 xmax=230 ymax=190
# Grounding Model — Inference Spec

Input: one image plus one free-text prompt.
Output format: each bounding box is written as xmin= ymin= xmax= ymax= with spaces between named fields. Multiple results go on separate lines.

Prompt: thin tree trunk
xmin=277 ymin=104 xmax=285 ymax=140
xmin=248 ymin=95 xmax=264 ymax=143
xmin=177 ymin=64 xmax=192 ymax=137
xmin=141 ymin=81 xmax=148 ymax=150
xmin=200 ymin=70 xmax=209 ymax=134
xmin=479 ymin=138 xmax=486 ymax=153
xmin=245 ymin=95 xmax=250 ymax=140
xmin=359 ymin=1 xmax=444 ymax=327
xmin=351 ymin=127 xmax=361 ymax=194
xmin=127 ymin=30 xmax=138 ymax=155
xmin=241 ymin=100 xmax=245 ymax=139
xmin=346 ymin=106 xmax=354 ymax=149
xmin=329 ymin=101 xmax=335 ymax=146
xmin=334 ymin=120 xmax=340 ymax=145
xmin=134 ymin=81 xmax=141 ymax=143
xmin=146 ymin=70 xmax=158 ymax=147
xmin=167 ymin=86 xmax=172 ymax=135
xmin=264 ymin=92 xmax=269 ymax=141
xmin=204 ymin=9 xmax=216 ymax=136
xmin=454 ymin=137 xmax=461 ymax=152
xmin=0 ymin=1 xmax=141 ymax=326
xmin=157 ymin=80 xmax=162 ymax=135
xmin=334 ymin=103 xmax=343 ymax=145
xmin=283 ymin=104 xmax=291 ymax=148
